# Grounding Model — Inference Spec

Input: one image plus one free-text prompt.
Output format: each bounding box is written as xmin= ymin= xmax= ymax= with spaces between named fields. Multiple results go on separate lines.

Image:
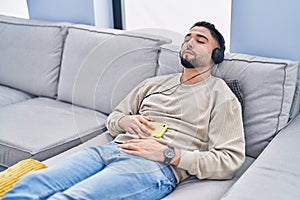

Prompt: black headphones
xmin=211 ymin=45 xmax=225 ymax=64
xmin=210 ymin=26 xmax=225 ymax=64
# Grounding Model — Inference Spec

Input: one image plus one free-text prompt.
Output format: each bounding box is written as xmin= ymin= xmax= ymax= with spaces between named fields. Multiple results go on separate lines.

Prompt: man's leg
xmin=48 ymin=145 xmax=176 ymax=200
xmin=2 ymin=146 xmax=107 ymax=200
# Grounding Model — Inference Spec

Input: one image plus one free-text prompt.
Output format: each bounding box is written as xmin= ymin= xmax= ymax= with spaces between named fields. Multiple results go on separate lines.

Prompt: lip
xmin=182 ymin=49 xmax=194 ymax=56
xmin=183 ymin=49 xmax=194 ymax=55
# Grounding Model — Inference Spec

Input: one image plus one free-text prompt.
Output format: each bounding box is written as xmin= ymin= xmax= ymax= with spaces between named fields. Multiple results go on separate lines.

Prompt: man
xmin=3 ymin=21 xmax=245 ymax=200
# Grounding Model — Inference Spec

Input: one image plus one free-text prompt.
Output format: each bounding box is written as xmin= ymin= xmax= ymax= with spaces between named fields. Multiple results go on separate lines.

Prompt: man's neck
xmin=181 ymin=66 xmax=212 ymax=85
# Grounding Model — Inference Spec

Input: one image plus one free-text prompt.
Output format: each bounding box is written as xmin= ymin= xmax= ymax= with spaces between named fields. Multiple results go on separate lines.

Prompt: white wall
xmin=123 ymin=0 xmax=231 ymax=50
xmin=94 ymin=0 xmax=114 ymax=28
xmin=0 ymin=0 xmax=29 ymax=18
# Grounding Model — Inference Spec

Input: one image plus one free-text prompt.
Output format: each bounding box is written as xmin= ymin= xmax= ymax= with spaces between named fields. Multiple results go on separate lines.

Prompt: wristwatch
xmin=163 ymin=146 xmax=175 ymax=165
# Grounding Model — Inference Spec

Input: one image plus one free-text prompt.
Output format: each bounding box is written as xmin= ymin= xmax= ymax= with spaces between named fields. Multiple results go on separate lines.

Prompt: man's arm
xmin=178 ymin=98 xmax=245 ymax=179
xmin=106 ymin=80 xmax=154 ymax=137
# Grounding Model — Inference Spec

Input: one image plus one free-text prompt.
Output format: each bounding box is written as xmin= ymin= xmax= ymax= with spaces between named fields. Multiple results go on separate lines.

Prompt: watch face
xmin=165 ymin=147 xmax=175 ymax=158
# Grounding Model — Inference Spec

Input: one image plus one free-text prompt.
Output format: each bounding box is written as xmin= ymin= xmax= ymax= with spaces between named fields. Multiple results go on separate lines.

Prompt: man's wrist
xmin=163 ymin=146 xmax=180 ymax=166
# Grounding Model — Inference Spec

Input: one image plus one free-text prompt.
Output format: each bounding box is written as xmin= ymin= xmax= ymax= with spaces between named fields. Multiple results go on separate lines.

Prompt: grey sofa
xmin=1 ymin=15 xmax=299 ymax=199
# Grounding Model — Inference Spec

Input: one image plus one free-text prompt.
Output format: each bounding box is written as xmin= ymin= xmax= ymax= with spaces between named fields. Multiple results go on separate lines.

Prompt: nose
xmin=186 ymin=38 xmax=195 ymax=48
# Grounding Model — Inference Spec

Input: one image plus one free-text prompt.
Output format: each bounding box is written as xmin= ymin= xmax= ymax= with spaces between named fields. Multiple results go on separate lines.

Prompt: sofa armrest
xmin=221 ymin=114 xmax=300 ymax=200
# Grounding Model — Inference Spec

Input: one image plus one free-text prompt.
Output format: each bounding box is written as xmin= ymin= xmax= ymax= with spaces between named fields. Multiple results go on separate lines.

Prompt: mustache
xmin=182 ymin=48 xmax=195 ymax=56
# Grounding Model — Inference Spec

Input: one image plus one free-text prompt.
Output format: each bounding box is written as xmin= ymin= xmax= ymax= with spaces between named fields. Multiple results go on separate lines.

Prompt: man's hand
xmin=118 ymin=115 xmax=155 ymax=138
xmin=118 ymin=138 xmax=181 ymax=166
xmin=118 ymin=138 xmax=166 ymax=162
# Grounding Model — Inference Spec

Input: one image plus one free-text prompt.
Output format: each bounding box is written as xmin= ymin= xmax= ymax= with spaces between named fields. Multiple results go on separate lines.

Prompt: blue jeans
xmin=3 ymin=142 xmax=176 ymax=200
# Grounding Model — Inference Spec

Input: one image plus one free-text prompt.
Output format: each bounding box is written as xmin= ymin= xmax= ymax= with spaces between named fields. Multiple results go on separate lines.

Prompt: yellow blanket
xmin=0 ymin=159 xmax=47 ymax=198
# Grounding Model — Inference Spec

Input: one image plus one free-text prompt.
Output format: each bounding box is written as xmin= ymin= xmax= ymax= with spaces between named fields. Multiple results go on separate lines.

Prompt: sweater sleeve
xmin=106 ymin=81 xmax=147 ymax=137
xmin=177 ymin=98 xmax=245 ymax=180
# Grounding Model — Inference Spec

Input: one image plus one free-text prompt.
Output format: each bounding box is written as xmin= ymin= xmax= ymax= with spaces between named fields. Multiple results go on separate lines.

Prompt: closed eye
xmin=184 ymin=35 xmax=191 ymax=43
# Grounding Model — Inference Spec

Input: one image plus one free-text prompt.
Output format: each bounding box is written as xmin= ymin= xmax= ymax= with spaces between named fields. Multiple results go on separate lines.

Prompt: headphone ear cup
xmin=212 ymin=48 xmax=224 ymax=64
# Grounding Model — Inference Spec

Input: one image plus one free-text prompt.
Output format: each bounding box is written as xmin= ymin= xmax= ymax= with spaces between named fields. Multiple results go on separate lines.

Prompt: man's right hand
xmin=118 ymin=115 xmax=155 ymax=138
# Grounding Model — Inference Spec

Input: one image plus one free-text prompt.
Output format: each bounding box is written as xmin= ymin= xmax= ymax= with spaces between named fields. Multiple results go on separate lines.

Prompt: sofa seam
xmin=55 ymin=26 xmax=69 ymax=100
xmin=0 ymin=20 xmax=64 ymax=29
xmin=68 ymin=26 xmax=167 ymax=44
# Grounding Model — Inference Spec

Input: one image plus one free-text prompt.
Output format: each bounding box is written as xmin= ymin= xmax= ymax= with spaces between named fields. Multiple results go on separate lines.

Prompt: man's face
xmin=180 ymin=26 xmax=219 ymax=68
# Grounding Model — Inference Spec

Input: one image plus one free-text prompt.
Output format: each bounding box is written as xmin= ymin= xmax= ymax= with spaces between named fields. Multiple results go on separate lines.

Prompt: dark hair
xmin=191 ymin=21 xmax=225 ymax=52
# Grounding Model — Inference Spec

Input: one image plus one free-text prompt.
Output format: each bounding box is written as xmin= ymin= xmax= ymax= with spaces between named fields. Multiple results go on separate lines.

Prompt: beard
xmin=180 ymin=56 xmax=196 ymax=68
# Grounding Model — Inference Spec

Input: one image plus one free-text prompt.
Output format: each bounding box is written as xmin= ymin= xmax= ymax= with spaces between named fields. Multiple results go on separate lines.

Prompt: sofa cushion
xmin=221 ymin=114 xmax=300 ymax=200
xmin=157 ymin=44 xmax=183 ymax=76
xmin=162 ymin=156 xmax=254 ymax=200
xmin=158 ymin=47 xmax=299 ymax=158
xmin=213 ymin=54 xmax=298 ymax=158
xmin=289 ymin=80 xmax=300 ymax=120
xmin=0 ymin=97 xmax=107 ymax=168
xmin=0 ymin=85 xmax=34 ymax=107
xmin=58 ymin=25 xmax=169 ymax=114
xmin=224 ymin=79 xmax=244 ymax=107
xmin=0 ymin=15 xmax=67 ymax=98
xmin=44 ymin=131 xmax=114 ymax=167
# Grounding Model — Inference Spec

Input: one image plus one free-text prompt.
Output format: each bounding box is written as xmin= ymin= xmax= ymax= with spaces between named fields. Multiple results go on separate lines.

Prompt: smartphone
xmin=145 ymin=122 xmax=168 ymax=138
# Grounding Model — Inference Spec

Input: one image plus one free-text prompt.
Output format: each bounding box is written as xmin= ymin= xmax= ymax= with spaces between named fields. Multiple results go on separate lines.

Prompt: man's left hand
xmin=118 ymin=138 xmax=166 ymax=163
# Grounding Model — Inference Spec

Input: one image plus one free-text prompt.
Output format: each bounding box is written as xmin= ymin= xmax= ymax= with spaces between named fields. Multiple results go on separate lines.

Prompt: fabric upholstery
xmin=213 ymin=53 xmax=298 ymax=158
xmin=157 ymin=44 xmax=183 ymax=76
xmin=224 ymin=79 xmax=244 ymax=107
xmin=162 ymin=157 xmax=254 ymax=200
xmin=221 ymin=115 xmax=300 ymax=200
xmin=58 ymin=25 xmax=169 ymax=114
xmin=0 ymin=85 xmax=34 ymax=107
xmin=0 ymin=15 xmax=67 ymax=98
xmin=44 ymin=131 xmax=114 ymax=167
xmin=289 ymin=80 xmax=300 ymax=120
xmin=0 ymin=97 xmax=107 ymax=168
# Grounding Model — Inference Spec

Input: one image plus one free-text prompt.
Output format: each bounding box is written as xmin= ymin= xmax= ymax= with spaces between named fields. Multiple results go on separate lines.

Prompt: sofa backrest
xmin=0 ymin=15 xmax=67 ymax=98
xmin=291 ymin=79 xmax=300 ymax=117
xmin=57 ymin=24 xmax=169 ymax=114
xmin=158 ymin=45 xmax=299 ymax=158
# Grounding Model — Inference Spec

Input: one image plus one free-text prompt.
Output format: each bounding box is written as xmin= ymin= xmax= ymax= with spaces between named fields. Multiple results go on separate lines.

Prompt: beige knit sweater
xmin=106 ymin=73 xmax=245 ymax=183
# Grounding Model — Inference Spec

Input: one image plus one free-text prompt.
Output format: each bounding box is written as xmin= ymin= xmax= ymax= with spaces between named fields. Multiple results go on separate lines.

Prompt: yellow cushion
xmin=0 ymin=159 xmax=47 ymax=198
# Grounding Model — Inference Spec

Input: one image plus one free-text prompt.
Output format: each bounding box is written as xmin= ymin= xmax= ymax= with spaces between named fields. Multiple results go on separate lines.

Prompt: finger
xmin=139 ymin=124 xmax=152 ymax=136
xmin=137 ymin=132 xmax=147 ymax=139
xmin=131 ymin=120 xmax=151 ymax=136
xmin=123 ymin=139 xmax=144 ymax=144
xmin=136 ymin=119 xmax=154 ymax=133
xmin=131 ymin=124 xmax=148 ymax=137
xmin=132 ymin=126 xmax=147 ymax=138
xmin=143 ymin=121 xmax=155 ymax=131
xmin=128 ymin=127 xmax=136 ymax=135
xmin=121 ymin=148 xmax=140 ymax=156
xmin=143 ymin=116 xmax=154 ymax=122
xmin=139 ymin=117 xmax=155 ymax=130
xmin=118 ymin=143 xmax=140 ymax=151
